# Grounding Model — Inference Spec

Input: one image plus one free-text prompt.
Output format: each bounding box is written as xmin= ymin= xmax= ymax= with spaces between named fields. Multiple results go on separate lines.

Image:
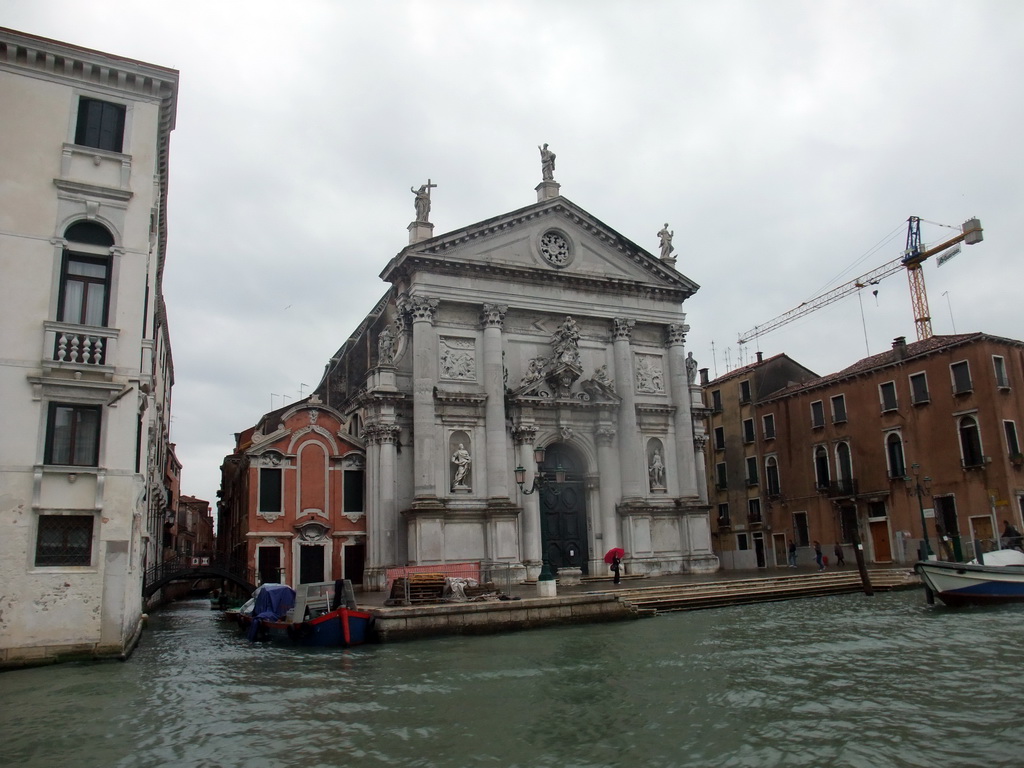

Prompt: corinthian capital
xmin=666 ymin=323 xmax=690 ymax=346
xmin=407 ymin=294 xmax=439 ymax=324
xmin=613 ymin=317 xmax=635 ymax=341
xmin=481 ymin=304 xmax=507 ymax=329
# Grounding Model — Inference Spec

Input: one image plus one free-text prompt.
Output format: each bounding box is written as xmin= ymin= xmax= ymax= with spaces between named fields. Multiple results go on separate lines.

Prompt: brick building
xmin=705 ymin=333 xmax=1024 ymax=569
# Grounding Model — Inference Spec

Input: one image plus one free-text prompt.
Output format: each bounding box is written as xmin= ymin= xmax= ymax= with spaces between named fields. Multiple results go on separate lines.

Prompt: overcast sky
xmin=8 ymin=1 xmax=1022 ymax=509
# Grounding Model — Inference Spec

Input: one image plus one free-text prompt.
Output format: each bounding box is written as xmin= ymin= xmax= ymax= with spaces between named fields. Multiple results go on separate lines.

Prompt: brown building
xmin=218 ymin=396 xmax=366 ymax=587
xmin=705 ymin=333 xmax=1024 ymax=570
xmin=702 ymin=353 xmax=818 ymax=568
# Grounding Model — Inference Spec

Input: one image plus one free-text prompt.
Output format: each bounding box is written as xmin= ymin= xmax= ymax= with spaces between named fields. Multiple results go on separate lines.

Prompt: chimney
xmin=892 ymin=336 xmax=907 ymax=359
xmin=756 ymin=351 xmax=763 ymax=363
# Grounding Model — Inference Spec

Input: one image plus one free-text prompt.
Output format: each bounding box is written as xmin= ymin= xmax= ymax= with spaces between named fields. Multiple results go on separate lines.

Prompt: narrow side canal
xmin=3 ymin=590 xmax=1023 ymax=767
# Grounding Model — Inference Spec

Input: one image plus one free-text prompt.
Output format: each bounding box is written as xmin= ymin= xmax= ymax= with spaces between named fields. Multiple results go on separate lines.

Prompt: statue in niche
xmin=649 ymin=450 xmax=666 ymax=489
xmin=538 ymin=143 xmax=556 ymax=181
xmin=657 ymin=223 xmax=675 ymax=260
xmin=451 ymin=443 xmax=472 ymax=489
xmin=686 ymin=351 xmax=697 ymax=384
xmin=551 ymin=316 xmax=581 ymax=367
xmin=411 ymin=180 xmax=436 ymax=223
xmin=592 ymin=364 xmax=612 ymax=388
xmin=377 ymin=325 xmax=395 ymax=365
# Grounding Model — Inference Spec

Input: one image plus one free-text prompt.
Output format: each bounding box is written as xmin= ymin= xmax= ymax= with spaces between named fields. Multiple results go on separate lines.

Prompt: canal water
xmin=3 ymin=589 xmax=1024 ymax=767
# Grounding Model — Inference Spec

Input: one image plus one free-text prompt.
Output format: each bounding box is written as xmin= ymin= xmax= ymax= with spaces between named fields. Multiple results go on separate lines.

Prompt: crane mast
xmin=738 ymin=217 xmax=983 ymax=346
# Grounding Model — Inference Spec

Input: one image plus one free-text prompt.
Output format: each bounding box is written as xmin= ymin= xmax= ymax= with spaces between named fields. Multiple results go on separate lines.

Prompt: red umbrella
xmin=604 ymin=547 xmax=625 ymax=564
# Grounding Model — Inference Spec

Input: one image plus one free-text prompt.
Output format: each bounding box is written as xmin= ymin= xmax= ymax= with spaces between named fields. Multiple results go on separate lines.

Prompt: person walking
xmin=788 ymin=540 xmax=797 ymax=568
xmin=834 ymin=542 xmax=846 ymax=567
xmin=813 ymin=540 xmax=825 ymax=571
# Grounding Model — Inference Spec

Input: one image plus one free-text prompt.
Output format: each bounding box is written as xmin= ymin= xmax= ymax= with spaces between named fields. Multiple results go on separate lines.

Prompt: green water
xmin=2 ymin=590 xmax=1022 ymax=767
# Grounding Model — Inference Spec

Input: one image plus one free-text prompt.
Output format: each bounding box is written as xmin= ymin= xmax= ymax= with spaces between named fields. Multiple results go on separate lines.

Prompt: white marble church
xmin=316 ymin=149 xmax=718 ymax=590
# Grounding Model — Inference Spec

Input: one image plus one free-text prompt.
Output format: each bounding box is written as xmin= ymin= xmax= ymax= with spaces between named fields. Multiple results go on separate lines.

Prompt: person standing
xmin=788 ymin=540 xmax=797 ymax=568
xmin=834 ymin=542 xmax=846 ymax=566
xmin=813 ymin=540 xmax=824 ymax=571
xmin=611 ymin=554 xmax=621 ymax=585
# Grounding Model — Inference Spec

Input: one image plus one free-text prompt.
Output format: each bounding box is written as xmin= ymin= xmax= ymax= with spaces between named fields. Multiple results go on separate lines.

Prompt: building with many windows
xmin=705 ymin=334 xmax=1024 ymax=570
xmin=0 ymin=28 xmax=178 ymax=667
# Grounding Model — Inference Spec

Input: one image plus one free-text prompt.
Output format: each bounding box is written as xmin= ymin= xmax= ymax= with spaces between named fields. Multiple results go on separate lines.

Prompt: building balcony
xmin=827 ymin=479 xmax=858 ymax=498
xmin=747 ymin=512 xmax=763 ymax=526
xmin=42 ymin=321 xmax=119 ymax=374
xmin=961 ymin=456 xmax=990 ymax=470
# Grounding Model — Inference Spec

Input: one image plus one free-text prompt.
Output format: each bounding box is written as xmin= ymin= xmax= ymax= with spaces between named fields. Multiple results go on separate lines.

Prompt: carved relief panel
xmin=440 ymin=336 xmax=477 ymax=381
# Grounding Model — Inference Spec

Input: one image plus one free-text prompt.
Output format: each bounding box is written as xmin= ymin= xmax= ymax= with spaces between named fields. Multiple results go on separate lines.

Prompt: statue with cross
xmin=411 ymin=179 xmax=437 ymax=223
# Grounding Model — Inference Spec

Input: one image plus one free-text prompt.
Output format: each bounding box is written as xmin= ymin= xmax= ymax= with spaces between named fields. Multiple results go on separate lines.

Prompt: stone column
xmin=595 ymin=424 xmax=620 ymax=551
xmin=408 ymin=295 xmax=439 ymax=499
xmin=481 ymin=304 xmax=509 ymax=499
xmin=693 ymin=434 xmax=709 ymax=504
xmin=364 ymin=423 xmax=400 ymax=590
xmin=612 ymin=318 xmax=643 ymax=499
xmin=512 ymin=425 xmax=541 ymax=576
xmin=666 ymin=323 xmax=699 ymax=497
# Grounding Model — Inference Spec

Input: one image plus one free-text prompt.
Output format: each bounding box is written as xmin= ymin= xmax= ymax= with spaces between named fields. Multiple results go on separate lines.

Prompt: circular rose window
xmin=539 ymin=231 xmax=572 ymax=267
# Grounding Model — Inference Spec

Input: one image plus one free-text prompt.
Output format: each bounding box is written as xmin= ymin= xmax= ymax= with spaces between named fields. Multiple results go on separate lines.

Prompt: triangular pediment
xmin=381 ymin=196 xmax=698 ymax=301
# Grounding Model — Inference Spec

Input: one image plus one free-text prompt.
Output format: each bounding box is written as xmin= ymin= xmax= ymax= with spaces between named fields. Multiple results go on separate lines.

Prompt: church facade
xmin=312 ymin=159 xmax=719 ymax=590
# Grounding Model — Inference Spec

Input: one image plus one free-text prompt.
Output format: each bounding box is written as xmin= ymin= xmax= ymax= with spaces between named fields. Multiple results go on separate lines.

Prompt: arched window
xmin=959 ymin=415 xmax=984 ymax=468
xmin=765 ymin=456 xmax=781 ymax=497
xmin=835 ymin=442 xmax=853 ymax=494
xmin=886 ymin=433 xmax=906 ymax=479
xmin=814 ymin=446 xmax=830 ymax=489
xmin=59 ymin=222 xmax=114 ymax=328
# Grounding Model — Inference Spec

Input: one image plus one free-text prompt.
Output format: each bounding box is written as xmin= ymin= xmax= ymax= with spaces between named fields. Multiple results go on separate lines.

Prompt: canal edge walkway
xmin=361 ymin=566 xmax=921 ymax=643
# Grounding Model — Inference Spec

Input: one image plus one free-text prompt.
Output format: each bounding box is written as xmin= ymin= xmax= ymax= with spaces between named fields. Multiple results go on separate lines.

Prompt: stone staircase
xmin=588 ymin=569 xmax=919 ymax=614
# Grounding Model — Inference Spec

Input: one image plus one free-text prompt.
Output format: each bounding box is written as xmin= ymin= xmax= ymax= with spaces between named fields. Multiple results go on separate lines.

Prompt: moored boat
xmin=236 ymin=580 xmax=374 ymax=646
xmin=915 ymin=549 xmax=1024 ymax=606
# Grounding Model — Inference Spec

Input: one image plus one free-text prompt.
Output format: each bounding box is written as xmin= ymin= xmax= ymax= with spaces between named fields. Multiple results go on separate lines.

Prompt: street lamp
xmin=905 ymin=463 xmax=933 ymax=560
xmin=514 ymin=446 xmax=565 ymax=586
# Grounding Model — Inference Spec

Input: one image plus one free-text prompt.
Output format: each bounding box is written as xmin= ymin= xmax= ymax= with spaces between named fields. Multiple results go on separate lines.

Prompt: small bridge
xmin=144 ymin=554 xmax=257 ymax=598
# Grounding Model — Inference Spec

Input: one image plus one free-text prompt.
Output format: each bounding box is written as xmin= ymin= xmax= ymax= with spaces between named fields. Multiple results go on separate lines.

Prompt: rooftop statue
xmin=411 ymin=179 xmax=436 ymax=223
xmin=658 ymin=223 xmax=675 ymax=260
xmin=538 ymin=143 xmax=556 ymax=181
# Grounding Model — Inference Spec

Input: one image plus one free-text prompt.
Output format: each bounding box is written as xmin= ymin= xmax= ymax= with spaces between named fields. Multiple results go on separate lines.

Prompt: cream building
xmin=316 ymin=156 xmax=718 ymax=590
xmin=0 ymin=28 xmax=178 ymax=667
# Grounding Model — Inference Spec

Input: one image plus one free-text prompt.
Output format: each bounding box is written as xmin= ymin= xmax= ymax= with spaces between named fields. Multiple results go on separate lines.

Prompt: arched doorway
xmin=539 ymin=443 xmax=589 ymax=575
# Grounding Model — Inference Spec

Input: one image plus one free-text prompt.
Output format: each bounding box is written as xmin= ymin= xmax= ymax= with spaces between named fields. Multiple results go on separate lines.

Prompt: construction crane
xmin=737 ymin=216 xmax=984 ymax=346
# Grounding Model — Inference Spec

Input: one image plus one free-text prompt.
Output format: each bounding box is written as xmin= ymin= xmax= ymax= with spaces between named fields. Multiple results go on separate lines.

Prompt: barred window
xmin=35 ymin=514 xmax=94 ymax=566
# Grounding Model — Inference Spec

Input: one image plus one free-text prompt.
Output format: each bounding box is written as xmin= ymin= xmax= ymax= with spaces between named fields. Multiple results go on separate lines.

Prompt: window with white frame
xmin=762 ymin=413 xmax=776 ymax=440
xmin=1005 ymin=421 xmax=1021 ymax=458
xmin=765 ymin=456 xmax=781 ymax=496
xmin=717 ymin=502 xmax=730 ymax=526
xmin=742 ymin=418 xmax=755 ymax=443
xmin=909 ymin=372 xmax=929 ymax=404
xmin=886 ymin=432 xmax=906 ymax=478
xmin=35 ymin=513 xmax=95 ymax=566
xmin=75 ymin=96 xmax=126 ymax=152
xmin=745 ymin=456 xmax=758 ymax=486
xmin=739 ymin=379 xmax=752 ymax=403
xmin=748 ymin=498 xmax=762 ymax=523
xmin=958 ymin=415 xmax=984 ymax=467
xmin=994 ymin=356 xmax=1010 ymax=388
xmin=951 ymin=361 xmax=972 ymax=395
xmin=343 ymin=468 xmax=365 ymax=513
xmin=811 ymin=400 xmax=825 ymax=428
xmin=45 ymin=402 xmax=101 ymax=466
xmin=814 ymin=446 xmax=830 ymax=488
xmin=259 ymin=467 xmax=283 ymax=513
xmin=714 ymin=426 xmax=725 ymax=451
xmin=715 ymin=462 xmax=728 ymax=489
xmin=831 ymin=394 xmax=847 ymax=423
xmin=880 ymin=381 xmax=898 ymax=412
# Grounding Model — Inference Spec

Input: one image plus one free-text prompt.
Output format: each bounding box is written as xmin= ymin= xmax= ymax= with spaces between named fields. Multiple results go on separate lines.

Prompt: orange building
xmin=705 ymin=334 xmax=1024 ymax=569
xmin=218 ymin=396 xmax=365 ymax=587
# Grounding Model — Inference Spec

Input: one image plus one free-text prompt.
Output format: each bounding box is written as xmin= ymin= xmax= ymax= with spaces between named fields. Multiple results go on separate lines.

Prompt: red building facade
xmin=706 ymin=334 xmax=1024 ymax=569
xmin=219 ymin=395 xmax=366 ymax=587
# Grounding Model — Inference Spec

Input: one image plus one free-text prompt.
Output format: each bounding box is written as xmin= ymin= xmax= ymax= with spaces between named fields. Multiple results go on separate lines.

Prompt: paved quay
xmin=354 ymin=564 xmax=921 ymax=643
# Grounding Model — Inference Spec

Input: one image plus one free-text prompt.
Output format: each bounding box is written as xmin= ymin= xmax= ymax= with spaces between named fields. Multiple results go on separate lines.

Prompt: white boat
xmin=915 ymin=549 xmax=1024 ymax=606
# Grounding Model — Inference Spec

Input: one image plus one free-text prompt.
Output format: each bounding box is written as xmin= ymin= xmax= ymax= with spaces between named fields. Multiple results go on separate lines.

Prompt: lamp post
xmin=514 ymin=446 xmax=565 ymax=591
xmin=906 ymin=463 xmax=933 ymax=561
